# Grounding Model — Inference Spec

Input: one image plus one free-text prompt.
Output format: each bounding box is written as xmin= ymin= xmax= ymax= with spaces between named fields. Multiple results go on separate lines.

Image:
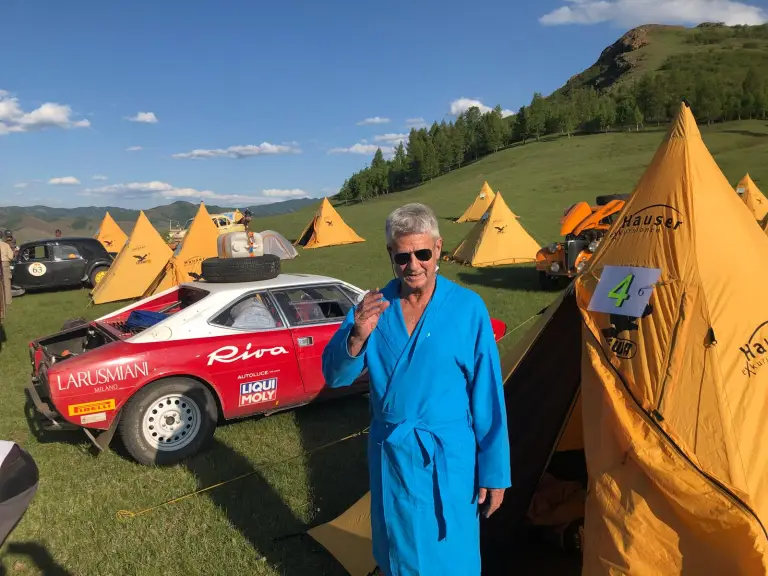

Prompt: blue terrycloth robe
xmin=322 ymin=276 xmax=511 ymax=576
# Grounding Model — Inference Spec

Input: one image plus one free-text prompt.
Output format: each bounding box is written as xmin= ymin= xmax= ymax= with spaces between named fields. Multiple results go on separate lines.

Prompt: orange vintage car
xmin=535 ymin=194 xmax=629 ymax=289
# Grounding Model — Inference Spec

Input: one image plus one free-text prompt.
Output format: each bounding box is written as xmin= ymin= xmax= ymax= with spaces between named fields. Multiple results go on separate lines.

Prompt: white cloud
xmin=82 ymin=181 xmax=304 ymax=205
xmin=261 ymin=189 xmax=310 ymax=198
xmin=374 ymin=133 xmax=408 ymax=144
xmin=126 ymin=146 xmax=143 ymax=151
xmin=48 ymin=176 xmax=80 ymax=185
xmin=405 ymin=117 xmax=427 ymax=128
xmin=0 ymin=89 xmax=90 ymax=135
xmin=92 ymin=174 xmax=108 ymax=181
xmin=450 ymin=98 xmax=514 ymax=118
xmin=328 ymin=143 xmax=395 ymax=155
xmin=127 ymin=111 xmax=158 ymax=124
xmin=13 ymin=182 xmax=28 ymax=189
xmin=356 ymin=116 xmax=390 ymax=126
xmin=540 ymin=0 xmax=767 ymax=26
xmin=172 ymin=142 xmax=301 ymax=160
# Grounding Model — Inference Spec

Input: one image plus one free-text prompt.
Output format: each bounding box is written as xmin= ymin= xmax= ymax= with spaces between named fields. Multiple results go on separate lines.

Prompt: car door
xmin=205 ymin=290 xmax=305 ymax=418
xmin=48 ymin=243 xmax=88 ymax=285
xmin=14 ymin=243 xmax=55 ymax=289
xmin=269 ymin=284 xmax=356 ymax=397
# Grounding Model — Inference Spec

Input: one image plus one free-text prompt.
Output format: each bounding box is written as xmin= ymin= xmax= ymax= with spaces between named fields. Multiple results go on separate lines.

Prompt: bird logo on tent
xmin=494 ymin=225 xmax=507 ymax=234
xmin=133 ymin=254 xmax=149 ymax=264
xmin=325 ymin=220 xmax=333 ymax=226
xmin=104 ymin=240 xmax=113 ymax=247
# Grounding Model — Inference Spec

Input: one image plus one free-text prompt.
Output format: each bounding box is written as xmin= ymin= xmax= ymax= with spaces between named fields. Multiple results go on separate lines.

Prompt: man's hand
xmin=478 ymin=487 xmax=505 ymax=518
xmin=348 ymin=289 xmax=389 ymax=357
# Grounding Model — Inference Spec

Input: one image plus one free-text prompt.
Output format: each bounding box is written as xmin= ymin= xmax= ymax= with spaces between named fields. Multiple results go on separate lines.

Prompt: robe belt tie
xmin=376 ymin=413 xmax=469 ymax=541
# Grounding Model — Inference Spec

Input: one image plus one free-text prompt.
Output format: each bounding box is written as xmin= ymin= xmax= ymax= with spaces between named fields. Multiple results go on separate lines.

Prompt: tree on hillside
xmin=527 ymin=93 xmax=548 ymax=141
xmin=694 ymin=79 xmax=724 ymax=125
xmin=481 ymin=105 xmax=506 ymax=153
xmin=512 ymin=106 xmax=529 ymax=144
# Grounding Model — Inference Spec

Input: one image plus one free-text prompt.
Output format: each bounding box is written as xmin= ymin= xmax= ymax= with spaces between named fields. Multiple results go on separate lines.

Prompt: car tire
xmin=201 ymin=255 xmax=281 ymax=283
xmin=118 ymin=378 xmax=218 ymax=466
xmin=88 ymin=266 xmax=109 ymax=287
xmin=62 ymin=317 xmax=89 ymax=330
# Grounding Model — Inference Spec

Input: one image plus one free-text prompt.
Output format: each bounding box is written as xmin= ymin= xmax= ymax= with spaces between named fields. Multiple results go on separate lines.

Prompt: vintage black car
xmin=11 ymin=237 xmax=113 ymax=295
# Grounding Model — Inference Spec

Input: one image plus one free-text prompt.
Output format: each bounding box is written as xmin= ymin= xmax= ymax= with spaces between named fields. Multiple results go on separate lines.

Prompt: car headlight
xmin=550 ymin=262 xmax=561 ymax=273
xmin=547 ymin=243 xmax=558 ymax=254
xmin=588 ymin=240 xmax=600 ymax=253
xmin=576 ymin=260 xmax=587 ymax=273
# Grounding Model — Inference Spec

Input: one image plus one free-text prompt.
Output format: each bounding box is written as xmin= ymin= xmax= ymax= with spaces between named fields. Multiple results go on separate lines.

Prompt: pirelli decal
xmin=68 ymin=399 xmax=116 ymax=417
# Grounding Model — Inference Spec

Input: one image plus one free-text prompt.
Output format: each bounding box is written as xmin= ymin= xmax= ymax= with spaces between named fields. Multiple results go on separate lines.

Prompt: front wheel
xmin=89 ymin=266 xmax=109 ymax=287
xmin=118 ymin=378 xmax=218 ymax=466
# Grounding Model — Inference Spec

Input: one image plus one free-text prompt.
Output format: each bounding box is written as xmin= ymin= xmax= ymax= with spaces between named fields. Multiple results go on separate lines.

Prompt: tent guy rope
xmin=116 ymin=426 xmax=370 ymax=520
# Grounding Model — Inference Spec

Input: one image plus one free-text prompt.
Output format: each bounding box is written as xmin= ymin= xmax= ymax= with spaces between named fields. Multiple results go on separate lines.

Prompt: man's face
xmin=388 ymin=233 xmax=442 ymax=291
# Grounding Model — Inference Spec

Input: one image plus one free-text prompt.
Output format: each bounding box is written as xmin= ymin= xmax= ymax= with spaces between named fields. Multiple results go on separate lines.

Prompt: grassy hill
xmin=0 ymin=198 xmax=317 ymax=243
xmin=559 ymin=22 xmax=768 ymax=95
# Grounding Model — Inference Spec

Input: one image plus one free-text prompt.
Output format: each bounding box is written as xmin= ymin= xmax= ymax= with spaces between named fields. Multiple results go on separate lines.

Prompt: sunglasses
xmin=390 ymin=248 xmax=433 ymax=266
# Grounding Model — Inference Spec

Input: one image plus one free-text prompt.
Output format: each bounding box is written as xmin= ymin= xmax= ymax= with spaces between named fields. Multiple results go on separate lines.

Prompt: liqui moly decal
xmin=239 ymin=378 xmax=278 ymax=407
xmin=207 ymin=343 xmax=289 ymax=366
xmin=57 ymin=362 xmax=149 ymax=391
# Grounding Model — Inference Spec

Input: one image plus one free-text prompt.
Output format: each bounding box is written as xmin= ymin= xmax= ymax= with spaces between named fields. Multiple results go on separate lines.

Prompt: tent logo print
xmin=494 ymin=225 xmax=507 ymax=234
xmin=740 ymin=321 xmax=768 ymax=378
xmin=104 ymin=240 xmax=113 ymax=247
xmin=133 ymin=254 xmax=150 ymax=265
xmin=601 ymin=306 xmax=652 ymax=360
xmin=613 ymin=204 xmax=684 ymax=238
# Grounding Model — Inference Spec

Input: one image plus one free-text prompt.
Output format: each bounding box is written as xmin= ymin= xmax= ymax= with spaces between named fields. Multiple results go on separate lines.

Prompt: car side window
xmin=218 ymin=218 xmax=228 ymax=227
xmin=271 ymin=285 xmax=353 ymax=326
xmin=338 ymin=285 xmax=362 ymax=304
xmin=210 ymin=292 xmax=284 ymax=331
xmin=21 ymin=244 xmax=48 ymax=262
xmin=53 ymin=244 xmax=82 ymax=261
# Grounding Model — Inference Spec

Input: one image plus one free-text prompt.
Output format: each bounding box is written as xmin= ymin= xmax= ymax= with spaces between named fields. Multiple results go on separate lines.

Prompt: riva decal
xmin=239 ymin=378 xmax=278 ymax=407
xmin=207 ymin=344 xmax=289 ymax=366
xmin=68 ymin=398 xmax=116 ymax=417
xmin=57 ymin=362 xmax=149 ymax=391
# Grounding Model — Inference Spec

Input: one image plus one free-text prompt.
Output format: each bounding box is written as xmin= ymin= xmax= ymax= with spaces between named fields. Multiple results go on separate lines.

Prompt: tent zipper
xmin=585 ymin=324 xmax=768 ymax=541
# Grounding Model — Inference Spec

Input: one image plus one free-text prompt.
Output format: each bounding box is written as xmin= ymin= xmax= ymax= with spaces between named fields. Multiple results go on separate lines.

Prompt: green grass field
xmin=1 ymin=120 xmax=767 ymax=575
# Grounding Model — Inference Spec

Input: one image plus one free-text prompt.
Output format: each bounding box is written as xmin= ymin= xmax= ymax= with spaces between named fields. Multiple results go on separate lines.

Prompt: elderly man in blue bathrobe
xmin=322 ymin=202 xmax=511 ymax=576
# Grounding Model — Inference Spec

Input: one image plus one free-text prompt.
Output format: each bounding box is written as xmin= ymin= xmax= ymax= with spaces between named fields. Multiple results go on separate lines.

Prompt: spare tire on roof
xmin=201 ymin=255 xmax=281 ymax=283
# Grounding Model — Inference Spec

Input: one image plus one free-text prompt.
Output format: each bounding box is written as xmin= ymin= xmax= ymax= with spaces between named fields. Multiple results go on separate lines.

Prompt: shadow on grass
xmin=0 ymin=542 xmax=74 ymax=576
xmin=183 ymin=394 xmax=371 ymax=575
xmin=457 ymin=266 xmax=544 ymax=293
xmin=22 ymin=396 xmax=91 ymax=450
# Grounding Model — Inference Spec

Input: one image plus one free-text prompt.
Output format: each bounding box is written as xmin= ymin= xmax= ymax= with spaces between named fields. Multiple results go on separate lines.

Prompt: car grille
xmin=565 ymin=237 xmax=589 ymax=271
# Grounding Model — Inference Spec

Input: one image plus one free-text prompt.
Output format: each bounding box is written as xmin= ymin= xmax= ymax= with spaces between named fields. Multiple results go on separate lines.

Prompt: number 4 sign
xmin=588 ymin=265 xmax=662 ymax=318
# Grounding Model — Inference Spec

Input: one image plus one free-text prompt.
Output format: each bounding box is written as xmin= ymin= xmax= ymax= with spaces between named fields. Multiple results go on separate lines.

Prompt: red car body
xmin=26 ymin=274 xmax=508 ymax=461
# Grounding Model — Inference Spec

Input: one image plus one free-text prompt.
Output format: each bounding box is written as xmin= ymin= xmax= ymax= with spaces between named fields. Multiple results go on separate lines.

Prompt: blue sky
xmin=1 ymin=0 xmax=767 ymax=210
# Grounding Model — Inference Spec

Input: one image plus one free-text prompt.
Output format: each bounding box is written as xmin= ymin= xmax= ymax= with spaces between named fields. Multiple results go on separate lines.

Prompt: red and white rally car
xmin=27 ymin=273 xmax=508 ymax=466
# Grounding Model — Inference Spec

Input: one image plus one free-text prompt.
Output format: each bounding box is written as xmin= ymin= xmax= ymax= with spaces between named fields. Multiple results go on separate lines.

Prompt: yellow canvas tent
xmin=294 ymin=198 xmax=365 ymax=249
xmin=94 ymin=211 xmax=128 ymax=254
xmin=91 ymin=211 xmax=173 ymax=305
xmin=736 ymin=173 xmax=768 ymax=222
xmin=447 ymin=192 xmax=540 ymax=267
xmin=456 ymin=181 xmax=496 ymax=223
xmin=143 ymin=203 xmax=218 ymax=297
xmin=310 ymin=103 xmax=768 ymax=575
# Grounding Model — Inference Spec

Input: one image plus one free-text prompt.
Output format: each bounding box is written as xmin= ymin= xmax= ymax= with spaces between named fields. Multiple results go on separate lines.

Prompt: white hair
xmin=385 ymin=203 xmax=440 ymax=246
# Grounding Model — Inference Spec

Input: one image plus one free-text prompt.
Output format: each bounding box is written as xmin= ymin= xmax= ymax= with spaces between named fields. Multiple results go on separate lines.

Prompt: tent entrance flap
xmin=486 ymin=288 xmax=584 ymax=534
